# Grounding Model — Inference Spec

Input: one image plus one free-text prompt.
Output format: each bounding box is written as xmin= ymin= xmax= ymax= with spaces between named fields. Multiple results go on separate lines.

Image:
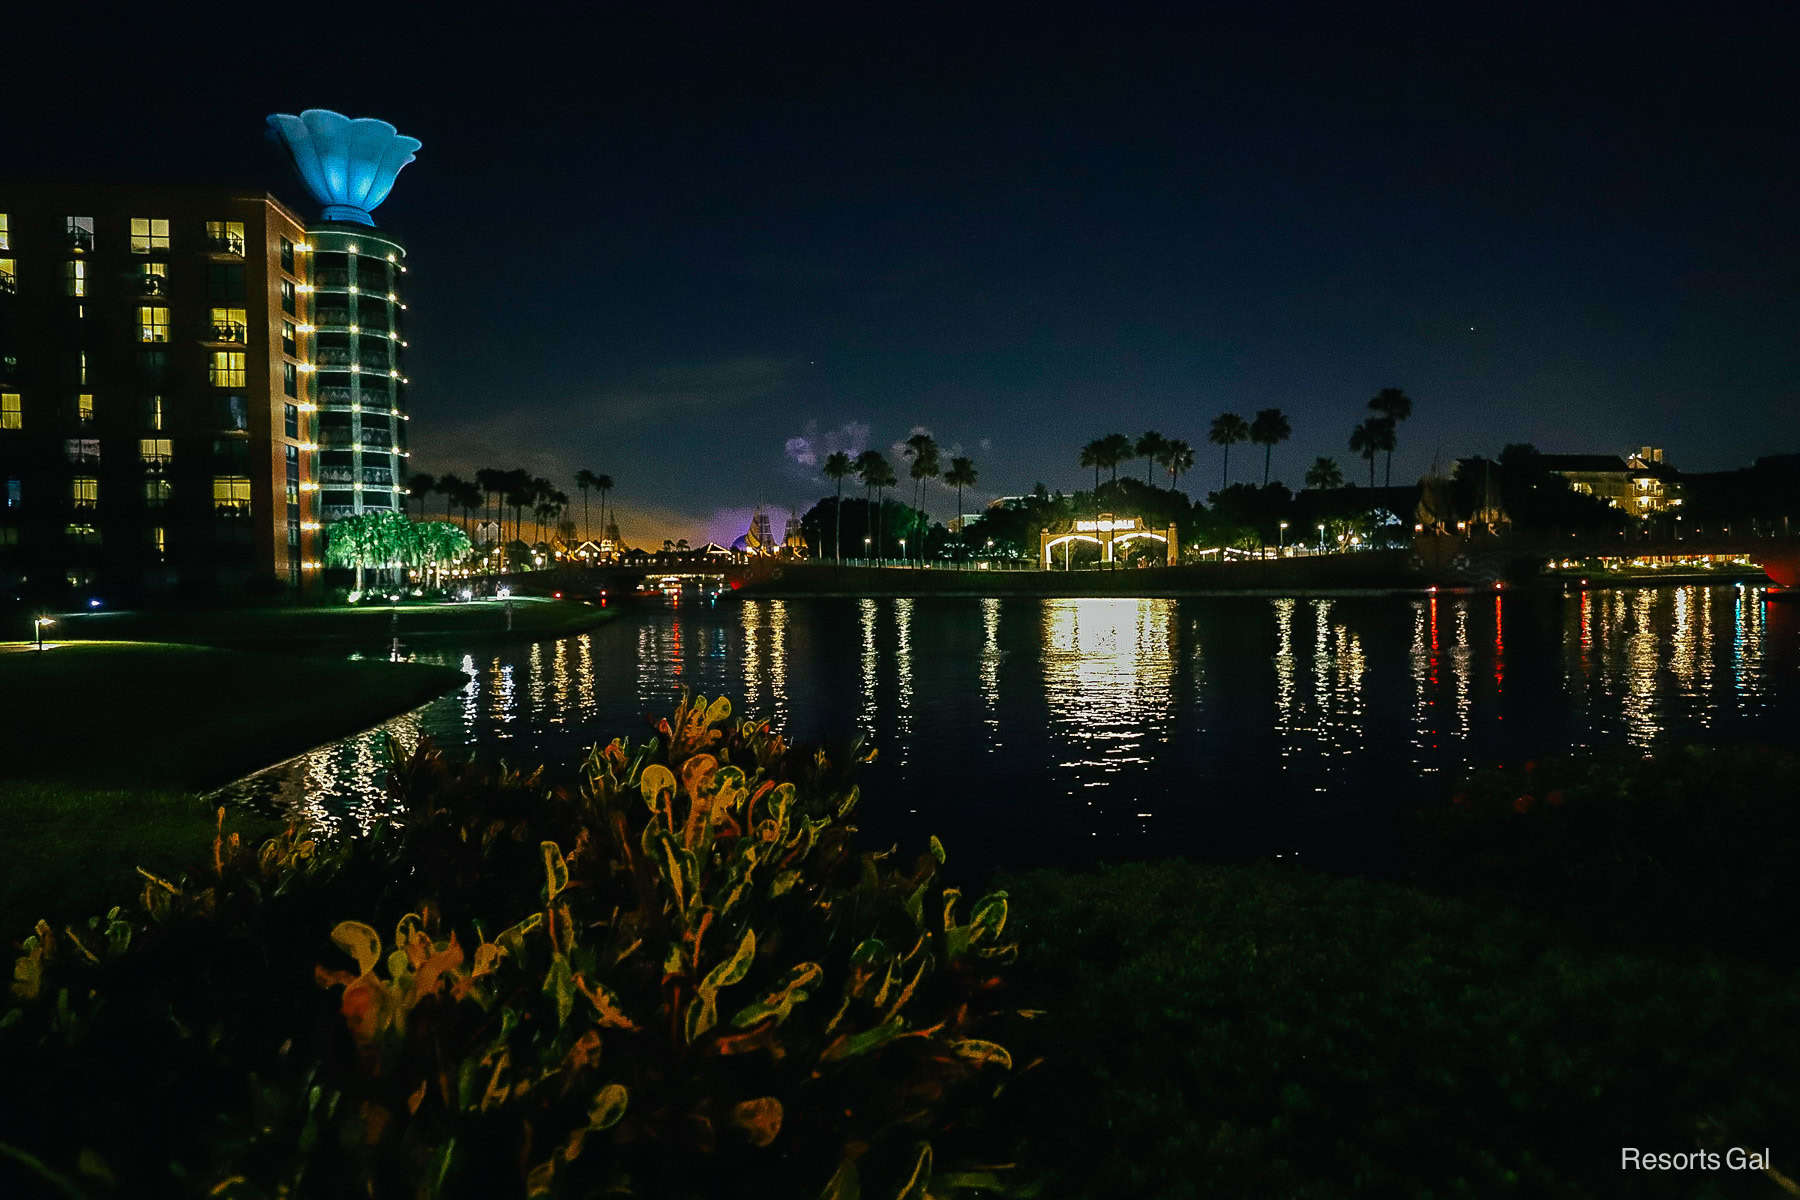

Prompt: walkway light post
xmin=864 ymin=536 xmax=871 ymax=565
xmin=1278 ymin=521 xmax=1289 ymax=557
xmin=34 ymin=614 xmax=53 ymax=652
xmin=1317 ymin=523 xmax=1325 ymax=551
xmin=899 ymin=538 xmax=906 ymax=566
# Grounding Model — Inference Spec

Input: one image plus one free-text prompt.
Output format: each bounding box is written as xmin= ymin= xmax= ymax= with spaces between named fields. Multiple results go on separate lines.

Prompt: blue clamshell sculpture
xmin=267 ymin=109 xmax=421 ymax=226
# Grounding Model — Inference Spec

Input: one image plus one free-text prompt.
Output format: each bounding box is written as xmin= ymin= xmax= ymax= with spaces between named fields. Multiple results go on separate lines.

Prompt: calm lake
xmin=230 ymin=585 xmax=1799 ymax=873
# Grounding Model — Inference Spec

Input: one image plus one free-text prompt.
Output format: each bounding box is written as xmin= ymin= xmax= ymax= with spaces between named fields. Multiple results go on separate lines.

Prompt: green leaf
xmin=728 ymin=1096 xmax=783 ymax=1147
xmin=540 ymin=841 xmax=569 ymax=900
xmin=588 ymin=1083 xmax=628 ymax=1130
xmin=771 ymin=869 xmax=802 ymax=898
xmin=820 ymin=1018 xmax=906 ymax=1062
xmin=819 ymin=1157 xmax=861 ymax=1200
xmin=544 ymin=957 xmax=574 ymax=1029
xmin=896 ymin=1142 xmax=933 ymax=1200
xmin=946 ymin=1038 xmax=1013 ymax=1069
xmin=700 ymin=928 xmax=757 ymax=995
xmin=730 ymin=962 xmax=823 ymax=1028
xmin=685 ymin=992 xmax=718 ymax=1042
xmin=639 ymin=763 xmax=676 ymax=812
xmin=969 ymin=892 xmax=1009 ymax=942
xmin=928 ymin=835 xmax=947 ymax=865
xmin=330 ymin=921 xmax=382 ymax=977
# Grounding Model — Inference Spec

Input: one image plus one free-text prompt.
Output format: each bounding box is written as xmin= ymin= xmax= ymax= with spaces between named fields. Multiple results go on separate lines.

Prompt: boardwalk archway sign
xmin=1040 ymin=513 xmax=1178 ymax=568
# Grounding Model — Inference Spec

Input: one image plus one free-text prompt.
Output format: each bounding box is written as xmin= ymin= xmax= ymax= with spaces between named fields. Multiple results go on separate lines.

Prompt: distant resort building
xmin=1541 ymin=446 xmax=1684 ymax=517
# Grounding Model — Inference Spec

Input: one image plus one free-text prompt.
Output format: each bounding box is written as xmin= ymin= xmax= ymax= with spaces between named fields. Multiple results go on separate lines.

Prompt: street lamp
xmin=1317 ymin=523 xmax=1326 ymax=550
xmin=1278 ymin=521 xmax=1289 ymax=556
xmin=33 ymin=615 xmax=53 ymax=652
xmin=899 ymin=538 xmax=907 ymax=566
xmin=864 ymin=536 xmax=872 ymax=565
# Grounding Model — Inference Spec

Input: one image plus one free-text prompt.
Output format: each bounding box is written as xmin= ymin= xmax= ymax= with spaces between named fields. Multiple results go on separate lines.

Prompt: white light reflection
xmin=1041 ymin=598 xmax=1175 ymax=821
xmin=980 ymin=597 xmax=1002 ymax=746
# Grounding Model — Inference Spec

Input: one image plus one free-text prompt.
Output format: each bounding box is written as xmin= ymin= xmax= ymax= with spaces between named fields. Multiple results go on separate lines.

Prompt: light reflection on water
xmin=219 ymin=586 xmax=1800 ymax=871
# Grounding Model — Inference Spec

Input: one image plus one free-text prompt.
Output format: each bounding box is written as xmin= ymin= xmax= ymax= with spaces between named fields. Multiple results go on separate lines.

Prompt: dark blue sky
xmin=16 ymin=6 xmax=1799 ymax=543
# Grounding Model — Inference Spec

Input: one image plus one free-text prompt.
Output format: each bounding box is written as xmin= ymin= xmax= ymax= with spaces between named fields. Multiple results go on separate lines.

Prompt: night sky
xmin=14 ymin=7 xmax=1799 ymax=544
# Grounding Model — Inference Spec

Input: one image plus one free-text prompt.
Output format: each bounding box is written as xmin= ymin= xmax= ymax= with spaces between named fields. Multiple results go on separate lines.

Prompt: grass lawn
xmin=999 ymin=862 xmax=1798 ymax=1199
xmin=41 ymin=596 xmax=613 ymax=653
xmin=0 ymin=641 xmax=467 ymax=932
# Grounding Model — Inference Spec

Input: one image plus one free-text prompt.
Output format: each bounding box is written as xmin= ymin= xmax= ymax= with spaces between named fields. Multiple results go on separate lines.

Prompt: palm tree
xmin=406 ymin=472 xmax=436 ymax=519
xmin=455 ymin=480 xmax=483 ymax=531
xmin=1208 ymin=413 xmax=1250 ymax=489
xmin=1097 ymin=432 xmax=1133 ymax=489
xmin=1349 ymin=417 xmax=1395 ymax=488
xmin=1249 ymin=408 xmax=1292 ymax=486
xmin=943 ymin=455 xmax=978 ymax=565
xmin=474 ymin=468 xmax=505 ymax=533
xmin=594 ymin=474 xmax=615 ymax=537
xmin=1137 ymin=431 xmax=1169 ymax=486
xmin=1161 ymin=439 xmax=1195 ymax=491
xmin=855 ymin=450 xmax=891 ymax=561
xmin=1304 ymin=456 xmax=1345 ymax=490
xmin=1079 ymin=438 xmax=1106 ymax=494
xmin=502 ymin=470 xmax=534 ymax=542
xmin=433 ymin=473 xmax=465 ymax=523
xmin=903 ymin=433 xmax=940 ymax=563
xmin=822 ymin=450 xmax=854 ymax=564
xmin=1367 ymin=387 xmax=1413 ymax=486
xmin=868 ymin=456 xmax=898 ymax=561
xmin=574 ymin=469 xmax=599 ymax=541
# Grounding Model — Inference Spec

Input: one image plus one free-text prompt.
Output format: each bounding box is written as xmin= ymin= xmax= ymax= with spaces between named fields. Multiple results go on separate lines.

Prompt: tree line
xmin=403 ymin=468 xmax=617 ymax=549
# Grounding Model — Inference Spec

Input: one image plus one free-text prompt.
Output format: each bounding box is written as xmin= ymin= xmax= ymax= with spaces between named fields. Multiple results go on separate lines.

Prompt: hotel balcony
xmin=206 ymin=322 xmax=248 ymax=345
xmin=0 ymin=271 xmax=16 ymax=295
xmin=206 ymin=232 xmax=247 ymax=256
xmin=65 ymin=228 xmax=94 ymax=252
xmin=314 ymin=269 xmax=351 ymax=289
xmin=136 ymin=275 xmax=170 ymax=298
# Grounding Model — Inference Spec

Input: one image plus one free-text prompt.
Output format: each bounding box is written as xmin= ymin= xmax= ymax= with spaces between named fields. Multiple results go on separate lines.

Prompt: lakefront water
xmin=226 ymin=585 xmax=1798 ymax=874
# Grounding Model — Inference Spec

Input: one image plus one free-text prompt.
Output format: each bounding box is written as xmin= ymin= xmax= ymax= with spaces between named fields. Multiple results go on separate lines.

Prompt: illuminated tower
xmin=267 ymin=110 xmax=420 ymax=526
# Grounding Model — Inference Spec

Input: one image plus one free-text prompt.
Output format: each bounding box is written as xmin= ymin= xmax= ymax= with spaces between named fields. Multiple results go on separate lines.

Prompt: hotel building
xmin=0 ymin=110 xmax=418 ymax=601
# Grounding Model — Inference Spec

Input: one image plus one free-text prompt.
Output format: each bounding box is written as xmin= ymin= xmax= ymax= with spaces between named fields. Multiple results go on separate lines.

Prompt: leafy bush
xmin=2 ymin=695 xmax=1027 ymax=1199
xmin=1411 ymin=744 xmax=1800 ymax=964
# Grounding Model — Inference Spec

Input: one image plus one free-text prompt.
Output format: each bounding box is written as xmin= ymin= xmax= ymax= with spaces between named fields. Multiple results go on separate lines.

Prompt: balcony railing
xmin=0 ymin=272 xmax=16 ymax=295
xmin=65 ymin=228 xmax=94 ymax=252
xmin=318 ymin=467 xmax=356 ymax=484
xmin=318 ymin=386 xmax=355 ymax=405
xmin=214 ymin=501 xmax=252 ymax=518
xmin=137 ymin=275 xmax=169 ymax=297
xmin=315 ymin=269 xmax=350 ymax=288
xmin=315 ymin=308 xmax=351 ymax=326
xmin=208 ymin=322 xmax=248 ymax=344
xmin=315 ymin=348 xmax=353 ymax=365
xmin=322 ymin=504 xmax=359 ymax=520
xmin=207 ymin=233 xmax=246 ymax=256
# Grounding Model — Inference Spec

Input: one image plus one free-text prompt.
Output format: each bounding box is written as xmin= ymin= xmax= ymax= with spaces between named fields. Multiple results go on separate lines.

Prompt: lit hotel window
xmin=213 ymin=475 xmax=251 ymax=516
xmin=280 ymin=236 xmax=296 ymax=274
xmin=149 ymin=525 xmax=166 ymax=556
xmin=209 ymin=306 xmax=247 ymax=343
xmin=1 ymin=392 xmax=20 ymax=430
xmin=64 ymin=260 xmax=86 ymax=297
xmin=144 ymin=478 xmax=172 ymax=508
xmin=0 ymin=257 xmax=15 ymax=294
xmin=210 ymin=351 xmax=247 ymax=388
xmin=142 ymin=394 xmax=164 ymax=430
xmin=76 ymin=394 xmax=94 ymax=424
xmin=130 ymin=218 xmax=171 ymax=253
xmin=71 ymin=476 xmax=98 ymax=508
xmin=140 ymin=437 xmax=173 ymax=467
xmin=65 ymin=216 xmax=94 ymax=251
xmin=0 ymin=212 xmax=9 ymax=250
xmin=139 ymin=305 xmax=171 ymax=343
xmin=206 ymin=220 xmax=246 ymax=256
xmin=64 ymin=437 xmax=101 ymax=465
xmin=140 ymin=261 xmax=168 ymax=296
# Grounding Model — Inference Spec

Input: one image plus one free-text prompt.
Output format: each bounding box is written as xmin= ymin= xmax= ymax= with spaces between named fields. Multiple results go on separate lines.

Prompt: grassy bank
xmin=41 ymin=595 xmax=612 ymax=653
xmin=0 ymin=641 xmax=466 ymax=930
xmin=1000 ymin=861 xmax=1798 ymax=1198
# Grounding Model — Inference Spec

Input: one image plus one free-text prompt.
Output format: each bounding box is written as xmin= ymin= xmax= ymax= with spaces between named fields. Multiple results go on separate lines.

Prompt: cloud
xmin=784 ymin=420 xmax=870 ymax=470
